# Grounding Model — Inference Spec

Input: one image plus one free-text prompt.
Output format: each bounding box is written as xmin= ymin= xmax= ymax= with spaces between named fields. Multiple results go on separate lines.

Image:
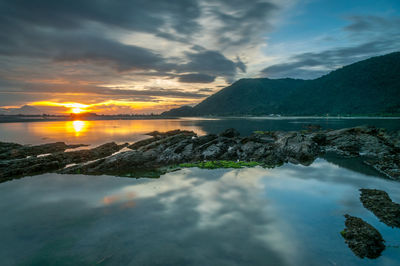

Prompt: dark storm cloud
xmin=0 ymin=80 xmax=208 ymax=99
xmin=180 ymin=50 xmax=246 ymax=82
xmin=178 ymin=74 xmax=216 ymax=83
xmin=209 ymin=0 xmax=279 ymax=46
xmin=52 ymin=35 xmax=175 ymax=72
xmin=0 ymin=0 xmax=201 ymax=35
xmin=262 ymin=15 xmax=400 ymax=79
xmin=0 ymin=21 xmax=177 ymax=72
xmin=0 ymin=0 xmax=199 ymax=76
xmin=0 ymin=0 xmax=255 ymax=82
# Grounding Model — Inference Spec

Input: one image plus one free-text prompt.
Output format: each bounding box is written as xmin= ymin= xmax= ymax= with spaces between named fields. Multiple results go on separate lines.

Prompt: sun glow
xmin=29 ymin=99 xmax=194 ymax=114
xmin=72 ymin=108 xmax=84 ymax=114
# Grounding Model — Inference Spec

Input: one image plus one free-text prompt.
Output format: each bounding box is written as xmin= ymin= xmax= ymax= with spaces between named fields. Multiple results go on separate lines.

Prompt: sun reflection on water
xmin=68 ymin=120 xmax=88 ymax=136
xmin=1 ymin=119 xmax=206 ymax=145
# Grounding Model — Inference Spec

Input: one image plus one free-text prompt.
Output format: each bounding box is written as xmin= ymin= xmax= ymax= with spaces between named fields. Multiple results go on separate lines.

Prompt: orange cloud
xmin=29 ymin=99 xmax=188 ymax=114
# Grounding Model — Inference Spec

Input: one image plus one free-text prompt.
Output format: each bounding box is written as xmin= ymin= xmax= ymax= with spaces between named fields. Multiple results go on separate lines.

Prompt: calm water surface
xmin=1 ymin=118 xmax=400 ymax=265
xmin=0 ymin=117 xmax=399 ymax=145
xmin=0 ymin=159 xmax=400 ymax=265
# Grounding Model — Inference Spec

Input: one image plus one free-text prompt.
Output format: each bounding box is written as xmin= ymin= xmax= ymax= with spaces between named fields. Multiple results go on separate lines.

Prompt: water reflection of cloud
xmin=111 ymin=168 xmax=302 ymax=265
xmin=102 ymin=191 xmax=136 ymax=209
xmin=2 ymin=161 xmax=400 ymax=265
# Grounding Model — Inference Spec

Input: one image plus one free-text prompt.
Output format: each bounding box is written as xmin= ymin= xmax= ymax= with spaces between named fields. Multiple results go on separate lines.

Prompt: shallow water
xmin=1 ymin=159 xmax=399 ymax=266
xmin=0 ymin=117 xmax=399 ymax=145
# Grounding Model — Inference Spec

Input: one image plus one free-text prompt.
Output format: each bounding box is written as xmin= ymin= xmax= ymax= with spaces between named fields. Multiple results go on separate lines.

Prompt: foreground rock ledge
xmin=341 ymin=214 xmax=385 ymax=259
xmin=360 ymin=189 xmax=400 ymax=228
xmin=0 ymin=126 xmax=399 ymax=182
xmin=0 ymin=142 xmax=127 ymax=182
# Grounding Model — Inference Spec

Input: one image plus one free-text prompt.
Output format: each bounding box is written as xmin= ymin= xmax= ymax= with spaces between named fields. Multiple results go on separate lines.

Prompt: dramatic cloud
xmin=209 ymin=0 xmax=279 ymax=46
xmin=0 ymin=0 xmax=201 ymax=35
xmin=262 ymin=15 xmax=400 ymax=79
xmin=0 ymin=0 xmax=399 ymax=112
xmin=178 ymin=74 xmax=216 ymax=83
xmin=180 ymin=50 xmax=246 ymax=82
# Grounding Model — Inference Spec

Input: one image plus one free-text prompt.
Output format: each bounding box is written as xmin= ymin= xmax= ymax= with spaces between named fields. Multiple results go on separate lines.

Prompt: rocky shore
xmin=1 ymin=125 xmax=399 ymax=182
xmin=0 ymin=142 xmax=127 ymax=182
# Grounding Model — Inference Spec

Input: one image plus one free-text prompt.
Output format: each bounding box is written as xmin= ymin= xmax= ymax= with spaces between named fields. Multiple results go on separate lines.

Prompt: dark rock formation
xmin=0 ymin=141 xmax=88 ymax=160
xmin=320 ymin=126 xmax=400 ymax=179
xmin=341 ymin=214 xmax=385 ymax=259
xmin=59 ymin=128 xmax=321 ymax=176
xmin=1 ymin=126 xmax=399 ymax=181
xmin=360 ymin=189 xmax=400 ymax=228
xmin=0 ymin=142 xmax=127 ymax=182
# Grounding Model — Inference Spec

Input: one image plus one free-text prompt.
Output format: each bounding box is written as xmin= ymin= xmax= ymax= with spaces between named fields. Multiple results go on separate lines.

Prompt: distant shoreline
xmin=1 ymin=115 xmax=400 ymax=123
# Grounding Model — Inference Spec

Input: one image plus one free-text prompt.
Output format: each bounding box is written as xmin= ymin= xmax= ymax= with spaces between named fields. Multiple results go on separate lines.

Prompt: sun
xmin=71 ymin=108 xmax=84 ymax=114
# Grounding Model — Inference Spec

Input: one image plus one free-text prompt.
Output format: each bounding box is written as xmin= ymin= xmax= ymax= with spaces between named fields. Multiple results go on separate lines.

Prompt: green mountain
xmin=163 ymin=52 xmax=400 ymax=116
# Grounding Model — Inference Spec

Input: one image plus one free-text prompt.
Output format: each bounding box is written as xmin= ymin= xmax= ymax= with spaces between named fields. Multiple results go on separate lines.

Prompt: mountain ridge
xmin=162 ymin=52 xmax=400 ymax=116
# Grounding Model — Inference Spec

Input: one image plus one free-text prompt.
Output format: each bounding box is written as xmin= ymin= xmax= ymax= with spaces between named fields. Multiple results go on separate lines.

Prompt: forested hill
xmin=162 ymin=52 xmax=400 ymax=116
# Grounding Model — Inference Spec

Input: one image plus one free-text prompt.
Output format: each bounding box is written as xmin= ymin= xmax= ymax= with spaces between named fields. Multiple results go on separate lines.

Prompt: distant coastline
xmin=1 ymin=114 xmax=400 ymax=124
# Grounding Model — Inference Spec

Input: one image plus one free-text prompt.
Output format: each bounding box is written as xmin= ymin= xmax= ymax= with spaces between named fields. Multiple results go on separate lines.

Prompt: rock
xmin=0 ymin=141 xmax=88 ymax=160
xmin=303 ymin=124 xmax=322 ymax=131
xmin=311 ymin=133 xmax=327 ymax=145
xmin=324 ymin=126 xmax=395 ymax=157
xmin=0 ymin=142 xmax=126 ymax=182
xmin=364 ymin=156 xmax=400 ymax=180
xmin=359 ymin=189 xmax=400 ymax=228
xmin=219 ymin=128 xmax=240 ymax=138
xmin=341 ymin=214 xmax=385 ymax=259
xmin=1 ymin=127 xmax=400 ymax=181
xmin=202 ymin=144 xmax=222 ymax=160
xmin=145 ymin=129 xmax=196 ymax=138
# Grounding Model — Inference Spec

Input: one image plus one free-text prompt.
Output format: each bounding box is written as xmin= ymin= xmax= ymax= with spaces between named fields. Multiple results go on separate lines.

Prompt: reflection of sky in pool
xmin=0 ymin=159 xmax=399 ymax=265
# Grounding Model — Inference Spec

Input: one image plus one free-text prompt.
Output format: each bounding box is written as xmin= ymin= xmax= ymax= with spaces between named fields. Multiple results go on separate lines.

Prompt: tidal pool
xmin=0 ymin=159 xmax=399 ymax=265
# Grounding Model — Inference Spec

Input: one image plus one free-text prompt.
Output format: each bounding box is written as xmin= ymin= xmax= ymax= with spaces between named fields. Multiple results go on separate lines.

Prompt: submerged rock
xmin=360 ymin=189 xmax=400 ymax=228
xmin=341 ymin=214 xmax=385 ymax=259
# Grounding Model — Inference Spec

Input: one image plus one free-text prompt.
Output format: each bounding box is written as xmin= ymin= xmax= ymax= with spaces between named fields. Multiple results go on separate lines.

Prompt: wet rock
xmin=0 ymin=142 xmax=126 ymax=182
xmin=219 ymin=128 xmax=240 ymax=138
xmin=303 ymin=124 xmax=322 ymax=131
xmin=145 ymin=129 xmax=196 ymax=138
xmin=274 ymin=132 xmax=319 ymax=165
xmin=0 ymin=142 xmax=22 ymax=154
xmin=360 ymin=189 xmax=400 ymax=228
xmin=311 ymin=133 xmax=327 ymax=146
xmin=364 ymin=156 xmax=400 ymax=180
xmin=0 ymin=141 xmax=88 ymax=160
xmin=341 ymin=214 xmax=385 ymax=259
xmin=202 ymin=144 xmax=222 ymax=160
xmin=2 ymin=126 xmax=400 ymax=181
xmin=324 ymin=126 xmax=394 ymax=157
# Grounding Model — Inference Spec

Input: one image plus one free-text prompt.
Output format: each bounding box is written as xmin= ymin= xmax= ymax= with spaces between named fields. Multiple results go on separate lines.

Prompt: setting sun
xmin=72 ymin=108 xmax=84 ymax=114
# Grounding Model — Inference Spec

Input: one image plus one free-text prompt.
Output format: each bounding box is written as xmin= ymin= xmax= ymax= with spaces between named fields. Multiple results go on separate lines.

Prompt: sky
xmin=0 ymin=0 xmax=399 ymax=114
